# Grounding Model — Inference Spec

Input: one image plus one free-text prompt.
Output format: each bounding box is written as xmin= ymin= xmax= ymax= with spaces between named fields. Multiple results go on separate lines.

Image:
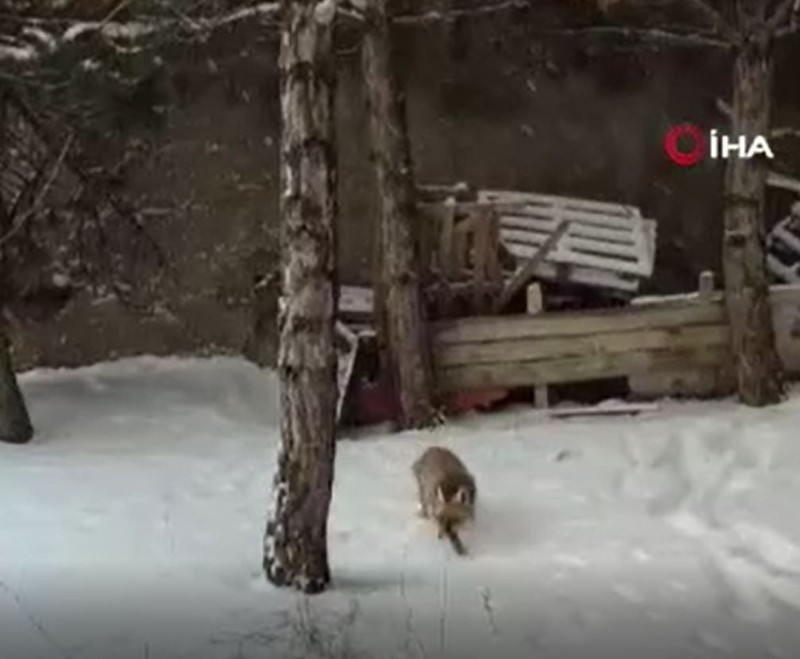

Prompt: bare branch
xmin=393 ymin=0 xmax=526 ymax=25
xmin=0 ymin=133 xmax=73 ymax=249
xmin=776 ymin=22 xmax=800 ymax=37
xmin=767 ymin=0 xmax=800 ymax=30
xmin=771 ymin=126 xmax=800 ymax=140
xmin=680 ymin=0 xmax=737 ymax=40
xmin=529 ymin=25 xmax=730 ymax=49
xmin=715 ymin=97 xmax=733 ymax=118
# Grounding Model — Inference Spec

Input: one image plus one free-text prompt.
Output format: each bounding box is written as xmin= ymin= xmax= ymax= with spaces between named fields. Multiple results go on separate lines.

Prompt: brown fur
xmin=412 ymin=446 xmax=476 ymax=555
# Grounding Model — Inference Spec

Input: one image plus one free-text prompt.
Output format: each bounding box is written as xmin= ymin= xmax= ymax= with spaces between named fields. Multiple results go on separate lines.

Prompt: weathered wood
xmin=547 ymin=402 xmax=659 ymax=418
xmin=439 ymin=201 xmax=456 ymax=278
xmin=525 ymin=282 xmax=549 ymax=408
xmin=501 ymin=216 xmax=635 ymax=244
xmin=263 ymin=0 xmax=338 ymax=595
xmin=435 ymin=298 xmax=725 ymax=345
xmin=698 ymin=270 xmax=715 ymax=299
xmin=722 ymin=31 xmax=784 ymax=405
xmin=416 ymin=182 xmax=476 ymax=203
xmin=481 ymin=189 xmax=642 ymax=218
xmin=419 ymin=201 xmax=529 ymax=215
xmin=436 ymin=345 xmax=729 ymax=392
xmin=339 ymin=285 xmax=374 ymax=318
xmin=435 ymin=324 xmax=729 ymax=367
xmin=483 ymin=188 xmax=655 ymax=292
xmin=363 ymin=0 xmax=436 ymax=429
xmin=494 ymin=220 xmax=569 ymax=313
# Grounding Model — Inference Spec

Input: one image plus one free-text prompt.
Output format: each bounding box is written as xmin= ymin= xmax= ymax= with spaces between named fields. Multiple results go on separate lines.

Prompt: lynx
xmin=412 ymin=446 xmax=476 ymax=556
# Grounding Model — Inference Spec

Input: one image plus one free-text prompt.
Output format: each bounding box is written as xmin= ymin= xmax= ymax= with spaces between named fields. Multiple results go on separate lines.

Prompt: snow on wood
xmin=767 ymin=171 xmax=800 ymax=195
xmin=335 ymin=321 xmax=359 ymax=423
xmin=339 ymin=285 xmax=374 ymax=318
xmin=479 ymin=189 xmax=656 ymax=292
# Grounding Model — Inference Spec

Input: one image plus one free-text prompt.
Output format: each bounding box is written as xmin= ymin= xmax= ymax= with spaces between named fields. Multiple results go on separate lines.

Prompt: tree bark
xmin=0 ymin=93 xmax=34 ymax=445
xmin=362 ymin=0 xmax=437 ymax=429
xmin=722 ymin=33 xmax=785 ymax=406
xmin=263 ymin=0 xmax=338 ymax=594
xmin=0 ymin=328 xmax=33 ymax=445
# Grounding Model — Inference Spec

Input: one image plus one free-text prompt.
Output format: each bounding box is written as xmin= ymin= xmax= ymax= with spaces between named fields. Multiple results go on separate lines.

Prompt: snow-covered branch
xmin=0 ymin=2 xmax=280 ymax=62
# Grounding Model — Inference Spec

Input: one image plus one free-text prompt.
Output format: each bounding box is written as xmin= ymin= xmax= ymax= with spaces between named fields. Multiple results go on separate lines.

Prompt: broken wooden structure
xmin=432 ymin=276 xmax=800 ymax=400
xmin=338 ymin=182 xmax=662 ymax=424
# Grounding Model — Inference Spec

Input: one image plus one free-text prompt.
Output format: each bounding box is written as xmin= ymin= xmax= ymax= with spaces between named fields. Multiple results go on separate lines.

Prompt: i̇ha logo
xmin=663 ymin=123 xmax=775 ymax=167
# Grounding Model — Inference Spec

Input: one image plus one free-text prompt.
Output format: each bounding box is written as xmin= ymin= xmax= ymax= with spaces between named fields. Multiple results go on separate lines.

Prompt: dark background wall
xmin=10 ymin=9 xmax=800 ymax=370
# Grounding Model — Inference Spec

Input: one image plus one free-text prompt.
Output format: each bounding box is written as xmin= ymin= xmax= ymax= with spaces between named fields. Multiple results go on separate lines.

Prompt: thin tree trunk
xmin=0 ymin=328 xmax=33 ymax=445
xmin=362 ymin=0 xmax=437 ymax=429
xmin=263 ymin=0 xmax=338 ymax=594
xmin=0 ymin=93 xmax=33 ymax=445
xmin=722 ymin=34 xmax=784 ymax=406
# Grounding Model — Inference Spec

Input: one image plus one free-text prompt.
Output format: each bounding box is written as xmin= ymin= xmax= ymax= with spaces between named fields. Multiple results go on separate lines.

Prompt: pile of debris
xmin=336 ymin=182 xmax=659 ymax=427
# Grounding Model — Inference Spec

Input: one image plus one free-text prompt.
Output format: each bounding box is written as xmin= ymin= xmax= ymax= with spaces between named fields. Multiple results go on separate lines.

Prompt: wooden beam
xmin=493 ymin=220 xmax=569 ymax=313
xmin=434 ymin=298 xmax=726 ymax=345
xmin=547 ymin=402 xmax=659 ymax=418
xmin=436 ymin=345 xmax=729 ymax=392
xmin=435 ymin=324 xmax=729 ymax=367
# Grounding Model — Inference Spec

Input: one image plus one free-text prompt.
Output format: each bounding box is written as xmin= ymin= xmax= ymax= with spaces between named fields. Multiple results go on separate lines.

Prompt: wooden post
xmin=526 ymin=282 xmax=549 ymax=408
xmin=698 ymin=270 xmax=715 ymax=299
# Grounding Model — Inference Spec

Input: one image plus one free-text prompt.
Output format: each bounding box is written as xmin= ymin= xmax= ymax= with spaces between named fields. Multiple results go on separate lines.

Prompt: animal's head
xmin=433 ymin=481 xmax=475 ymax=528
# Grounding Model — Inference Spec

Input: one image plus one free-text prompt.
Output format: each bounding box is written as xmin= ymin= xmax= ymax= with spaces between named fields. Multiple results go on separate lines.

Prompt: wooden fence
xmin=432 ymin=282 xmax=800 ymax=396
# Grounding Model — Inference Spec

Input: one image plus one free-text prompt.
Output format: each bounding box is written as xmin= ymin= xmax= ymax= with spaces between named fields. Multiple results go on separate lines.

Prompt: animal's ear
xmin=455 ymin=486 xmax=469 ymax=504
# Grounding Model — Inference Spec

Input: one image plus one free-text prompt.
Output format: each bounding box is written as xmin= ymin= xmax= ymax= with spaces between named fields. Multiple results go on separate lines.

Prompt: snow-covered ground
xmin=4 ymin=357 xmax=800 ymax=658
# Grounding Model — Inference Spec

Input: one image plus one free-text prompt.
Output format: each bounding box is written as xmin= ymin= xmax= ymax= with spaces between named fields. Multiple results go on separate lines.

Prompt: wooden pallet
xmin=478 ymin=189 xmax=657 ymax=293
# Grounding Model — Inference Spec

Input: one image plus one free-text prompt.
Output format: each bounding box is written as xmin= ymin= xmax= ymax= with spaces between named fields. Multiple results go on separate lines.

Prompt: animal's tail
xmin=443 ymin=524 xmax=468 ymax=556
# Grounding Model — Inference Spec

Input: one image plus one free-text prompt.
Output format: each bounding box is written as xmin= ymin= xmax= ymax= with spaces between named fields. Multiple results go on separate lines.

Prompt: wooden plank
xmin=435 ymin=324 xmax=729 ymax=367
xmin=335 ymin=321 xmax=360 ymax=423
xmin=631 ymin=283 xmax=800 ymax=309
xmin=698 ymin=270 xmax=715 ymax=299
xmin=487 ymin=209 xmax=503 ymax=288
xmin=501 ymin=229 xmax=644 ymax=261
xmin=439 ymin=201 xmax=456 ymax=278
xmin=547 ymin=402 xmax=659 ymax=418
xmin=480 ymin=189 xmax=643 ymax=219
xmin=420 ymin=201 xmax=530 ymax=215
xmin=434 ymin=298 xmax=725 ymax=345
xmin=499 ymin=208 xmax=643 ymax=232
xmin=526 ymin=282 xmax=549 ymax=408
xmin=531 ymin=261 xmax=641 ymax=291
xmin=417 ymin=182 xmax=476 ymax=203
xmin=472 ymin=206 xmax=491 ymax=312
xmin=505 ymin=239 xmax=653 ymax=277
xmin=500 ymin=215 xmax=636 ymax=242
xmin=494 ymin=220 xmax=569 ymax=312
xmin=436 ymin=345 xmax=729 ymax=392
xmin=340 ymin=286 xmax=374 ymax=317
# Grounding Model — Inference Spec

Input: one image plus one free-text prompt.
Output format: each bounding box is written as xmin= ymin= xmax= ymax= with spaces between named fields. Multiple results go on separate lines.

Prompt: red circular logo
xmin=663 ymin=123 xmax=705 ymax=166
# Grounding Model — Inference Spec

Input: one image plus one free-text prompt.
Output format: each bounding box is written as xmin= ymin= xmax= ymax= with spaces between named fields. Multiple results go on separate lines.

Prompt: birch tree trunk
xmin=722 ymin=31 xmax=784 ymax=406
xmin=263 ymin=0 xmax=338 ymax=594
xmin=362 ymin=0 xmax=437 ymax=429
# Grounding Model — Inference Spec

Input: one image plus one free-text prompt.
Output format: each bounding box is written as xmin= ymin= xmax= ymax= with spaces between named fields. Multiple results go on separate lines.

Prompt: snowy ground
xmin=4 ymin=357 xmax=800 ymax=658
